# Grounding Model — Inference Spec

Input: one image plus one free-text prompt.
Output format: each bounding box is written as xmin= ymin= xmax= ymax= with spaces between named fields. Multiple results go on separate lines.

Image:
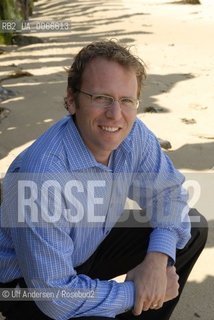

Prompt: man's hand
xmin=125 ymin=252 xmax=168 ymax=315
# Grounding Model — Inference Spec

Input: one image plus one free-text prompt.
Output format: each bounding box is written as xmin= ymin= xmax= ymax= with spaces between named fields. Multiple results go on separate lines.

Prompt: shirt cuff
xmin=147 ymin=228 xmax=177 ymax=262
xmin=118 ymin=280 xmax=135 ymax=313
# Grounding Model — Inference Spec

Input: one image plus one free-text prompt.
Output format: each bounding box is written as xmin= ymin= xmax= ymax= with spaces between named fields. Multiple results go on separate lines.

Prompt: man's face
xmin=68 ymin=57 xmax=138 ymax=165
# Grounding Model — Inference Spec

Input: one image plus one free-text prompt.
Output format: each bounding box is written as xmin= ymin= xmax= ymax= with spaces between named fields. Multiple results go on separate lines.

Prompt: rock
xmin=158 ymin=138 xmax=172 ymax=150
xmin=0 ymin=67 xmax=33 ymax=82
xmin=183 ymin=0 xmax=200 ymax=4
xmin=189 ymin=103 xmax=207 ymax=110
xmin=194 ymin=312 xmax=201 ymax=318
xmin=0 ymin=86 xmax=16 ymax=102
xmin=0 ymin=106 xmax=10 ymax=121
xmin=144 ymin=105 xmax=164 ymax=113
xmin=0 ymin=48 xmax=6 ymax=55
xmin=198 ymin=134 xmax=214 ymax=140
xmin=12 ymin=35 xmax=44 ymax=46
xmin=173 ymin=0 xmax=201 ymax=4
xmin=181 ymin=118 xmax=196 ymax=124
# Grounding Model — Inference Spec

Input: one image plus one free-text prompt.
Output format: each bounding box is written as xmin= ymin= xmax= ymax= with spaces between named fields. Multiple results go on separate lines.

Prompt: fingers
xmin=132 ymin=292 xmax=144 ymax=315
xmin=149 ymin=299 xmax=164 ymax=310
xmin=148 ymin=297 xmax=164 ymax=310
xmin=133 ymin=294 xmax=165 ymax=315
xmin=133 ymin=301 xmax=163 ymax=315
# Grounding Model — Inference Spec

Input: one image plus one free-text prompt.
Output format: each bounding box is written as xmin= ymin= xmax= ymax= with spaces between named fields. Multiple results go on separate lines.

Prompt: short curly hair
xmin=65 ymin=40 xmax=146 ymax=109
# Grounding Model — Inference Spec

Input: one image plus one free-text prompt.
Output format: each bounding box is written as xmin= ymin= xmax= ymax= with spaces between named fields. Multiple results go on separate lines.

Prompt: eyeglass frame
xmin=75 ymin=88 xmax=140 ymax=110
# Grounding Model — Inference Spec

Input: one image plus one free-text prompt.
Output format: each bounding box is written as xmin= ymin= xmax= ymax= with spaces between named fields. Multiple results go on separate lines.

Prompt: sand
xmin=0 ymin=0 xmax=213 ymax=319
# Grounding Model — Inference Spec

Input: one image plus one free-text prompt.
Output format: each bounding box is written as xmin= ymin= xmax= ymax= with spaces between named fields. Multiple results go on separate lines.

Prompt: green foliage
xmin=0 ymin=0 xmax=22 ymax=20
xmin=0 ymin=32 xmax=12 ymax=44
xmin=0 ymin=0 xmax=35 ymax=44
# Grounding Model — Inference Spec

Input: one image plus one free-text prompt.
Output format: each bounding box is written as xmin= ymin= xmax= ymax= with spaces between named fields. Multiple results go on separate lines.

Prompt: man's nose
xmin=105 ymin=100 xmax=122 ymax=120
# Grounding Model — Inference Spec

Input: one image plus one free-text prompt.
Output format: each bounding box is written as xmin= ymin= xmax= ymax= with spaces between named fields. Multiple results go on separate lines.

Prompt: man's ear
xmin=66 ymin=88 xmax=76 ymax=115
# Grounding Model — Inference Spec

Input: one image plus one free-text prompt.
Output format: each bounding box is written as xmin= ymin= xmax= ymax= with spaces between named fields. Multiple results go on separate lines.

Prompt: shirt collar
xmin=63 ymin=116 xmax=108 ymax=171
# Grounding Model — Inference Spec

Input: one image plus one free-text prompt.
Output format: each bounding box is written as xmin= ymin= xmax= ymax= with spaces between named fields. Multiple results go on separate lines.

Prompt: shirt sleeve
xmin=10 ymin=223 xmax=134 ymax=319
xmin=4 ymin=169 xmax=134 ymax=320
xmin=128 ymin=121 xmax=191 ymax=262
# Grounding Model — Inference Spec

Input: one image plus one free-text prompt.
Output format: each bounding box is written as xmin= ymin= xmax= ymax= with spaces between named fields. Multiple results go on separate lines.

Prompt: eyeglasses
xmin=76 ymin=89 xmax=139 ymax=110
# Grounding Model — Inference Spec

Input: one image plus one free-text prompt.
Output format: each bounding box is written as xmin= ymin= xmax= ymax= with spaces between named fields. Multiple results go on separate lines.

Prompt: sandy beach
xmin=0 ymin=0 xmax=214 ymax=319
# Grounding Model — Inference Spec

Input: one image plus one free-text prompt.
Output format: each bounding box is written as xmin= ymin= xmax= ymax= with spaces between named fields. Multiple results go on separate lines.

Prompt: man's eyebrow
xmin=92 ymin=91 xmax=112 ymax=96
xmin=93 ymin=91 xmax=136 ymax=98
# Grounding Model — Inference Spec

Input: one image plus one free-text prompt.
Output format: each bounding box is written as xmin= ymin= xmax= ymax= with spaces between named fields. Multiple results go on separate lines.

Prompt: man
xmin=0 ymin=40 xmax=208 ymax=320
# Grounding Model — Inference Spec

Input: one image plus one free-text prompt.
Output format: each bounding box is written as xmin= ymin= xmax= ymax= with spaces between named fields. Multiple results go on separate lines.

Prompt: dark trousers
xmin=0 ymin=209 xmax=208 ymax=320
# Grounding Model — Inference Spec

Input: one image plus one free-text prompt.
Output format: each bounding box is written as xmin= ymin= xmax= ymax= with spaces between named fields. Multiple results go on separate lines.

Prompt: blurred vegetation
xmin=0 ymin=0 xmax=34 ymax=44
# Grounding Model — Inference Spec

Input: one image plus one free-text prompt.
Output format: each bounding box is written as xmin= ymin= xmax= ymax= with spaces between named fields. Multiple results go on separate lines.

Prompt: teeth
xmin=101 ymin=126 xmax=119 ymax=132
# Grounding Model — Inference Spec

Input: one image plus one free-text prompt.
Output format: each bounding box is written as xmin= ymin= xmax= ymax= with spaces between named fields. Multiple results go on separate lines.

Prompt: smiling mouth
xmin=100 ymin=126 xmax=121 ymax=133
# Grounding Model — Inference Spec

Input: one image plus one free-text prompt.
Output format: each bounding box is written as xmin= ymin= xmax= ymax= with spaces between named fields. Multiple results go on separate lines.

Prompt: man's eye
xmin=94 ymin=95 xmax=112 ymax=104
xmin=121 ymin=98 xmax=134 ymax=105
